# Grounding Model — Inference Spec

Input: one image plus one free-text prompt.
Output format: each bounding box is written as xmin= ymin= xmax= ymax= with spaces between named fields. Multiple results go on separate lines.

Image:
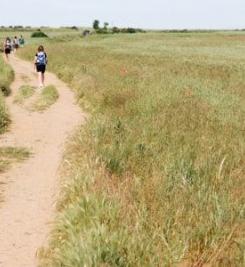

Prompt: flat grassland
xmin=17 ymin=31 xmax=245 ymax=266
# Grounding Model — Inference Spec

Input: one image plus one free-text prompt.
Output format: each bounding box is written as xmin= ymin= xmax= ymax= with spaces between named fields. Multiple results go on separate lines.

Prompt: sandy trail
xmin=0 ymin=55 xmax=85 ymax=267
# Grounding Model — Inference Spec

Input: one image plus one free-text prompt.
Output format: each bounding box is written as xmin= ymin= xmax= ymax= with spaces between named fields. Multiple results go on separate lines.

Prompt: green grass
xmin=19 ymin=32 xmax=245 ymax=266
xmin=0 ymin=27 xmax=84 ymax=49
xmin=0 ymin=93 xmax=10 ymax=134
xmin=14 ymin=85 xmax=35 ymax=104
xmin=32 ymin=85 xmax=59 ymax=111
xmin=0 ymin=57 xmax=14 ymax=96
xmin=0 ymin=147 xmax=30 ymax=173
xmin=0 ymin=57 xmax=13 ymax=133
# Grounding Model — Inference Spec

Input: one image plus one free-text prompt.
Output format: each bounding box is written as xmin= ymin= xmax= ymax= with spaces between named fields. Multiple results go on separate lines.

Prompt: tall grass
xmin=0 ymin=57 xmax=13 ymax=133
xmin=20 ymin=33 xmax=245 ymax=266
xmin=0 ymin=57 xmax=14 ymax=96
xmin=0 ymin=93 xmax=10 ymax=134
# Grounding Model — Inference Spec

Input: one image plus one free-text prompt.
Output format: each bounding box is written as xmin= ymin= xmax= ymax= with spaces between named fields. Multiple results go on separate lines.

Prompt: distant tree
xmin=120 ymin=27 xmax=144 ymax=34
xmin=93 ymin=20 xmax=100 ymax=30
xmin=71 ymin=26 xmax=78 ymax=30
xmin=93 ymin=20 xmax=145 ymax=35
xmin=14 ymin=25 xmax=23 ymax=29
xmin=96 ymin=28 xmax=107 ymax=34
xmin=126 ymin=28 xmax=136 ymax=33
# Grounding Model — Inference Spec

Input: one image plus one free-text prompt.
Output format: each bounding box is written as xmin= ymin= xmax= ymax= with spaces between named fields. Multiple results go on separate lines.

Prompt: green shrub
xmin=96 ymin=28 xmax=109 ymax=34
xmin=31 ymin=30 xmax=48 ymax=38
xmin=112 ymin=27 xmax=120 ymax=33
xmin=0 ymin=93 xmax=10 ymax=133
xmin=0 ymin=82 xmax=11 ymax=96
xmin=0 ymin=57 xmax=13 ymax=133
xmin=121 ymin=27 xmax=137 ymax=33
xmin=0 ymin=60 xmax=14 ymax=96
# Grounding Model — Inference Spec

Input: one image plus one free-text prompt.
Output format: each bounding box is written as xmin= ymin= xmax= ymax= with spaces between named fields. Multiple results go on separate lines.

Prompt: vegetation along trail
xmin=0 ymin=55 xmax=85 ymax=267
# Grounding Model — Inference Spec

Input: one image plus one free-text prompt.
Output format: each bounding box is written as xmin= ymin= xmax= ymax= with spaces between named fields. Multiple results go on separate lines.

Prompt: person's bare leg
xmin=41 ymin=73 xmax=45 ymax=87
xmin=38 ymin=72 xmax=43 ymax=87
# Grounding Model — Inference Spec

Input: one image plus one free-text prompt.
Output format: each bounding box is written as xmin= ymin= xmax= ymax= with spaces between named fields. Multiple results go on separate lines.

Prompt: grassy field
xmin=0 ymin=27 xmax=85 ymax=46
xmin=18 ymin=32 xmax=245 ymax=266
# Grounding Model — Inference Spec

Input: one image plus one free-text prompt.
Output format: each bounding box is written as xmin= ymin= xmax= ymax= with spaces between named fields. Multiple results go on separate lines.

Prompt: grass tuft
xmin=0 ymin=58 xmax=14 ymax=96
xmin=0 ymin=57 xmax=13 ymax=133
xmin=14 ymin=85 xmax=35 ymax=104
xmin=0 ymin=147 xmax=30 ymax=173
xmin=0 ymin=93 xmax=10 ymax=134
xmin=32 ymin=85 xmax=59 ymax=111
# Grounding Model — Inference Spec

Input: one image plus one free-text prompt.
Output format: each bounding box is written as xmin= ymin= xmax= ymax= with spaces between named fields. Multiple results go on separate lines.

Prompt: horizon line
xmin=1 ymin=25 xmax=245 ymax=31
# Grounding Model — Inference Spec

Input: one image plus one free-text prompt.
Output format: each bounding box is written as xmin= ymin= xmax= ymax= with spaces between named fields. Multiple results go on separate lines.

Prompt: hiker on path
xmin=11 ymin=38 xmax=15 ymax=52
xmin=3 ymin=37 xmax=12 ymax=60
xmin=19 ymin=35 xmax=25 ymax=47
xmin=13 ymin=36 xmax=19 ymax=52
xmin=34 ymin=45 xmax=48 ymax=88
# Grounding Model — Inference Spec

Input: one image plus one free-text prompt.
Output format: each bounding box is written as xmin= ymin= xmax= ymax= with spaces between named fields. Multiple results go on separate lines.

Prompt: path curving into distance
xmin=0 ymin=55 xmax=85 ymax=267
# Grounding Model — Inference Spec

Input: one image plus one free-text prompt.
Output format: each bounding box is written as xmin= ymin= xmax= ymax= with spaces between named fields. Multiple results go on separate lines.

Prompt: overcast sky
xmin=1 ymin=0 xmax=244 ymax=29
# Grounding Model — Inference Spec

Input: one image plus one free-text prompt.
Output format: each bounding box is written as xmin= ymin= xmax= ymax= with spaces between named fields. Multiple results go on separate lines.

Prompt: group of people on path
xmin=3 ymin=36 xmax=47 ymax=88
xmin=3 ymin=36 xmax=25 ymax=59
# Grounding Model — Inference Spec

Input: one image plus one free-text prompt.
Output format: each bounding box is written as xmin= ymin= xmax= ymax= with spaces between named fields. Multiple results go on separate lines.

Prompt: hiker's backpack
xmin=36 ymin=52 xmax=46 ymax=65
xmin=19 ymin=38 xmax=24 ymax=45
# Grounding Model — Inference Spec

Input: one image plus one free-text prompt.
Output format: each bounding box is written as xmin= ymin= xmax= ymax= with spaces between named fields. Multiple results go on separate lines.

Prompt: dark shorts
xmin=5 ymin=48 xmax=11 ymax=54
xmin=36 ymin=64 xmax=46 ymax=73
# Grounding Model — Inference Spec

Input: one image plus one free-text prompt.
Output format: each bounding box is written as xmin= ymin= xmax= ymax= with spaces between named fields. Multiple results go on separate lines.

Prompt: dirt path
xmin=0 ymin=55 xmax=85 ymax=267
